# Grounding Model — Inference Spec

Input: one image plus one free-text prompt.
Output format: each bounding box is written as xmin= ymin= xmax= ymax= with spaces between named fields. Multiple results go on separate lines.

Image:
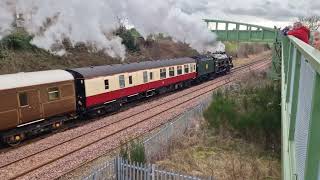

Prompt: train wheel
xmin=6 ymin=133 xmax=25 ymax=147
xmin=52 ymin=121 xmax=64 ymax=132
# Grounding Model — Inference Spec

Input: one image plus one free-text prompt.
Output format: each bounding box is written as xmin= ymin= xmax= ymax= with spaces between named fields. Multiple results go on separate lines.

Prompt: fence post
xmin=151 ymin=164 xmax=156 ymax=180
xmin=115 ymin=157 xmax=119 ymax=180
xmin=125 ymin=159 xmax=128 ymax=180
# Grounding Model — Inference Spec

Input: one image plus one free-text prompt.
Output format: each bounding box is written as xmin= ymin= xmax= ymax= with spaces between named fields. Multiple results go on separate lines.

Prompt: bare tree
xmin=299 ymin=16 xmax=320 ymax=30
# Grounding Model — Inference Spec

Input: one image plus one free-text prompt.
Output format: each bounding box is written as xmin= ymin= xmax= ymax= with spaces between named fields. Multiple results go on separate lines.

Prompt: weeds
xmin=119 ymin=140 xmax=146 ymax=164
xmin=204 ymin=77 xmax=281 ymax=152
xmin=0 ymin=31 xmax=34 ymax=51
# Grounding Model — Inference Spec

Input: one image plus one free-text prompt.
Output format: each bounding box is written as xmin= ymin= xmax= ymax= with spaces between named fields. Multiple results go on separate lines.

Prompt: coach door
xmin=18 ymin=90 xmax=43 ymax=124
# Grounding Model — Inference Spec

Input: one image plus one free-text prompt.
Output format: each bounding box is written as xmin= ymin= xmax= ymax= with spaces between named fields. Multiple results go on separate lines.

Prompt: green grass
xmin=119 ymin=140 xmax=146 ymax=163
xmin=0 ymin=30 xmax=34 ymax=51
xmin=204 ymin=75 xmax=281 ymax=152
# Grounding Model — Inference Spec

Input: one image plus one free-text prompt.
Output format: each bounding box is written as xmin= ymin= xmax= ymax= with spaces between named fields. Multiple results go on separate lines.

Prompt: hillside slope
xmin=0 ymin=38 xmax=198 ymax=75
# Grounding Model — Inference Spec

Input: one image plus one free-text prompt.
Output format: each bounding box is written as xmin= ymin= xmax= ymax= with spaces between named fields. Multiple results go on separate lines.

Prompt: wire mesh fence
xmin=83 ymin=95 xmax=213 ymax=180
xmin=143 ymin=95 xmax=212 ymax=162
xmin=83 ymin=157 xmax=211 ymax=180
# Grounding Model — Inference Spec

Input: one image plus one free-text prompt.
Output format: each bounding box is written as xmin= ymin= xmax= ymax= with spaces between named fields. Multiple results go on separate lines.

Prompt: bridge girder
xmin=204 ymin=19 xmax=279 ymax=43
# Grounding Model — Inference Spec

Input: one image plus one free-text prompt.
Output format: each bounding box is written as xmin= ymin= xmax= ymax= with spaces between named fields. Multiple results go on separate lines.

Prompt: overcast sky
xmin=177 ymin=0 xmax=319 ymax=28
xmin=1 ymin=0 xmax=318 ymax=57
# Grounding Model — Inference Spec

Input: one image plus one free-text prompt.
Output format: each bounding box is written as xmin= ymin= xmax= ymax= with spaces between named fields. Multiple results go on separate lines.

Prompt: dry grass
xmin=155 ymin=69 xmax=280 ymax=180
xmin=233 ymin=51 xmax=272 ymax=67
xmin=155 ymin=123 xmax=281 ymax=180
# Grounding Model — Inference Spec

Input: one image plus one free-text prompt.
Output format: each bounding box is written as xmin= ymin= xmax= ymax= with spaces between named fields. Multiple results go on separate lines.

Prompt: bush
xmin=204 ymin=81 xmax=281 ymax=150
xmin=129 ymin=141 xmax=146 ymax=163
xmin=115 ymin=27 xmax=140 ymax=52
xmin=203 ymin=90 xmax=237 ymax=129
xmin=119 ymin=140 xmax=146 ymax=164
xmin=0 ymin=31 xmax=34 ymax=50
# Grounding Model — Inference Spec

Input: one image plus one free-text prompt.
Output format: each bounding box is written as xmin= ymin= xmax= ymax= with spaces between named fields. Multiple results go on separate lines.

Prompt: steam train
xmin=0 ymin=52 xmax=233 ymax=145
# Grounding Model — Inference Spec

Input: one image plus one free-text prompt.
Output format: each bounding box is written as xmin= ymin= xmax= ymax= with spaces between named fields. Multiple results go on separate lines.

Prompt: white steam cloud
xmin=0 ymin=0 xmax=218 ymax=59
xmin=118 ymin=0 xmax=217 ymax=53
xmin=0 ymin=0 xmax=14 ymax=39
xmin=16 ymin=0 xmax=126 ymax=59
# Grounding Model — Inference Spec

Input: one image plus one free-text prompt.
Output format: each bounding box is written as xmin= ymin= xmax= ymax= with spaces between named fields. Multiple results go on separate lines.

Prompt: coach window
xmin=143 ymin=71 xmax=148 ymax=83
xmin=190 ymin=64 xmax=194 ymax=72
xmin=19 ymin=92 xmax=28 ymax=106
xmin=119 ymin=75 xmax=126 ymax=88
xmin=104 ymin=79 xmax=109 ymax=90
xmin=149 ymin=72 xmax=153 ymax=80
xmin=48 ymin=87 xmax=60 ymax=101
xmin=177 ymin=66 xmax=183 ymax=75
xmin=194 ymin=65 xmax=196 ymax=71
xmin=160 ymin=68 xmax=167 ymax=79
xmin=169 ymin=67 xmax=175 ymax=77
xmin=184 ymin=65 xmax=189 ymax=73
xmin=129 ymin=76 xmax=133 ymax=85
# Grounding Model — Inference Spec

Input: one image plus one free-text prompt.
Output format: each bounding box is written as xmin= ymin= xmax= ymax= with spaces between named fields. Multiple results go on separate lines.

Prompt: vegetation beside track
xmin=155 ymin=69 xmax=281 ymax=180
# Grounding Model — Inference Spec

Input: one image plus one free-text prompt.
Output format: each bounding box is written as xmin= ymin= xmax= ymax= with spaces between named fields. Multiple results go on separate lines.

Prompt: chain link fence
xmin=83 ymin=95 xmax=214 ymax=180
xmin=143 ymin=95 xmax=212 ymax=162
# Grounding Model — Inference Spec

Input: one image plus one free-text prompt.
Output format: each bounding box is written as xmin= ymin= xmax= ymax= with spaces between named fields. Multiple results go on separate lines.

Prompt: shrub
xmin=129 ymin=141 xmax=146 ymax=163
xmin=204 ymin=81 xmax=281 ymax=150
xmin=0 ymin=31 xmax=34 ymax=50
xmin=115 ymin=27 xmax=140 ymax=52
xmin=203 ymin=90 xmax=237 ymax=129
xmin=119 ymin=140 xmax=146 ymax=164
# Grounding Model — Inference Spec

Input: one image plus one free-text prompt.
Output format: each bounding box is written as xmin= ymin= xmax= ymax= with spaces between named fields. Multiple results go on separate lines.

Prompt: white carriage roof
xmin=69 ymin=57 xmax=197 ymax=79
xmin=0 ymin=70 xmax=74 ymax=90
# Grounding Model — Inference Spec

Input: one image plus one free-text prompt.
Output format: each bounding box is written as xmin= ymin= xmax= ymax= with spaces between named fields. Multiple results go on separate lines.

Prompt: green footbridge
xmin=205 ymin=19 xmax=320 ymax=180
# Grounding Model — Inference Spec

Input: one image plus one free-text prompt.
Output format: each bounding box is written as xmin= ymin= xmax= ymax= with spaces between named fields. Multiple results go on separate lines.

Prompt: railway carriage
xmin=0 ymin=52 xmax=233 ymax=145
xmin=67 ymin=58 xmax=197 ymax=116
xmin=0 ymin=70 xmax=77 ymax=145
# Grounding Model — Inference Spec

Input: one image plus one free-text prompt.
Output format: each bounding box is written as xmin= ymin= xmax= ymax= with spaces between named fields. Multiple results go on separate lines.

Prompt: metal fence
xmin=84 ymin=160 xmax=116 ymax=180
xmin=143 ymin=95 xmax=212 ymax=162
xmin=282 ymin=36 xmax=320 ymax=180
xmin=83 ymin=96 xmax=213 ymax=180
xmin=83 ymin=157 xmax=210 ymax=180
xmin=115 ymin=157 xmax=208 ymax=180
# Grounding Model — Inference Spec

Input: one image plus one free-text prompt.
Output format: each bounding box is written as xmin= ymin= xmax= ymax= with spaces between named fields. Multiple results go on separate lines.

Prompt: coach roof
xmin=0 ymin=70 xmax=74 ymax=91
xmin=69 ymin=57 xmax=196 ymax=79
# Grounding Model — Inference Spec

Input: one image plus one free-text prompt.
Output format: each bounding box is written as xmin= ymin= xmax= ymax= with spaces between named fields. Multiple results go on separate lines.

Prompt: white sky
xmin=177 ymin=0 xmax=319 ymax=28
xmin=1 ymin=0 xmax=318 ymax=57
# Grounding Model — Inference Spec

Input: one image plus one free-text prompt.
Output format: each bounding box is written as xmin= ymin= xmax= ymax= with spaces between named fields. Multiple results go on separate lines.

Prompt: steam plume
xmin=2 ymin=0 xmax=218 ymax=58
xmin=0 ymin=0 xmax=14 ymax=39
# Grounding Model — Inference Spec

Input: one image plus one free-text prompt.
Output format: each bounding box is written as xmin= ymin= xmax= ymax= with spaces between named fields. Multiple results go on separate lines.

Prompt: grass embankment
xmin=0 ymin=29 xmax=197 ymax=75
xmin=156 ymin=71 xmax=281 ymax=180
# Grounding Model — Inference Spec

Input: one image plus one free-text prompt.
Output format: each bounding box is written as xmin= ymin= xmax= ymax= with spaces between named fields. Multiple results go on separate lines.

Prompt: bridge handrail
xmin=288 ymin=36 xmax=320 ymax=74
xmin=282 ymin=35 xmax=320 ymax=180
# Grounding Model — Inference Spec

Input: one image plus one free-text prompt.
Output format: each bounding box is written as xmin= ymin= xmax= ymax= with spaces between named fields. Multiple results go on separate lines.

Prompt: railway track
xmin=0 ymin=59 xmax=271 ymax=180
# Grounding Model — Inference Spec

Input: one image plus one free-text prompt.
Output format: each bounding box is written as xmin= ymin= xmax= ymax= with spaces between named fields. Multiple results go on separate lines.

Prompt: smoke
xmin=114 ymin=0 xmax=217 ymax=53
xmin=16 ymin=0 xmax=126 ymax=59
xmin=4 ymin=0 xmax=217 ymax=59
xmin=0 ymin=0 xmax=14 ymax=39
